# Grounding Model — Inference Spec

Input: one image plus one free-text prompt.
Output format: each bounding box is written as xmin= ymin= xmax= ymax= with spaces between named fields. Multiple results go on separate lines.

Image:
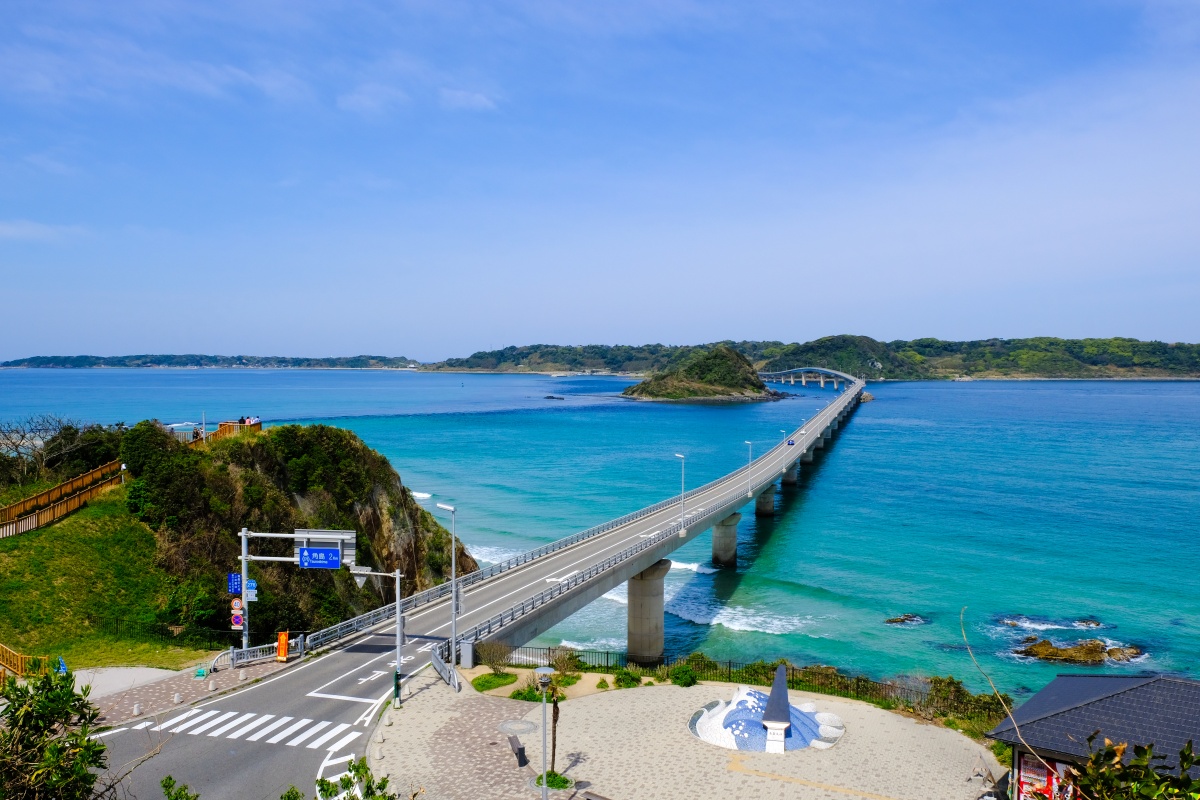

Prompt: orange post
xmin=276 ymin=631 xmax=289 ymax=662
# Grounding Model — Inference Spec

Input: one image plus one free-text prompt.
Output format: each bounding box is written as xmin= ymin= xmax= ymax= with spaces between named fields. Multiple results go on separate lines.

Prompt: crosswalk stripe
xmin=267 ymin=718 xmax=311 ymax=744
xmin=152 ymin=710 xmax=199 ymax=731
xmin=248 ymin=716 xmax=293 ymax=742
xmin=286 ymin=720 xmax=331 ymax=747
xmin=306 ymin=723 xmax=351 ymax=749
xmin=169 ymin=710 xmax=220 ymax=733
xmin=325 ymin=730 xmax=363 ymax=754
xmin=227 ymin=714 xmax=274 ymax=740
xmin=132 ymin=721 xmax=152 ymax=730
xmin=188 ymin=711 xmax=237 ymax=735
xmin=208 ymin=713 xmax=256 ymax=737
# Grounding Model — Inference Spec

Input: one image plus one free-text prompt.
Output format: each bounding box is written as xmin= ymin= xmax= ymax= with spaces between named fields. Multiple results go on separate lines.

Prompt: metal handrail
xmin=434 ymin=382 xmax=865 ymax=662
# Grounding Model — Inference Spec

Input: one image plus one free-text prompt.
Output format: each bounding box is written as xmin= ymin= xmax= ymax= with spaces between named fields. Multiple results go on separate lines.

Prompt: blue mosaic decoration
xmin=721 ymin=689 xmax=826 ymax=751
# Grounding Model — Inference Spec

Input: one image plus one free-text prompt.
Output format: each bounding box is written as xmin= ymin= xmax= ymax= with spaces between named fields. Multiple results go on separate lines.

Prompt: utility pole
xmin=240 ymin=527 xmax=249 ymax=650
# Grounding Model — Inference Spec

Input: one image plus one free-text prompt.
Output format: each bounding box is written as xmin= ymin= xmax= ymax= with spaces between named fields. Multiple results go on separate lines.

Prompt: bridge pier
xmin=712 ymin=513 xmax=740 ymax=567
xmin=801 ymin=374 xmax=807 ymax=386
xmin=820 ymin=375 xmax=826 ymax=388
xmin=628 ymin=559 xmax=672 ymax=664
xmin=800 ymin=447 xmax=814 ymax=463
xmin=782 ymin=462 xmax=800 ymax=485
xmin=755 ymin=488 xmax=775 ymax=516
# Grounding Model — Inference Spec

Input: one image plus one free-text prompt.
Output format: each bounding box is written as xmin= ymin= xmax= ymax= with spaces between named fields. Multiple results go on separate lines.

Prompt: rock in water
xmin=1017 ymin=638 xmax=1143 ymax=664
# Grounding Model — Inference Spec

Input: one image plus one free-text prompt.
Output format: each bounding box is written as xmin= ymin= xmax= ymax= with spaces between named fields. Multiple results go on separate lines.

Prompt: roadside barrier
xmin=0 ymin=460 xmax=122 ymax=523
xmin=0 ymin=641 xmax=48 ymax=678
xmin=0 ymin=473 xmax=123 ymax=540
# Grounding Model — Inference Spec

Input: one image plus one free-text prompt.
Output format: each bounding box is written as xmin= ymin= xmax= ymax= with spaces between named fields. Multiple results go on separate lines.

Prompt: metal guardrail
xmin=219 ymin=379 xmax=863 ymax=675
xmin=435 ymin=381 xmax=864 ymax=667
xmin=210 ymin=636 xmax=303 ymax=672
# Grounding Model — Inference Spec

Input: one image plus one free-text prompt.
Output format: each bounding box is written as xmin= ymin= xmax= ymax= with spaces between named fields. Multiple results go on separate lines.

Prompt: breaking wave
xmin=671 ymin=562 xmax=719 ymax=575
xmin=666 ymin=595 xmax=821 ymax=635
xmin=466 ymin=544 xmax=525 ymax=566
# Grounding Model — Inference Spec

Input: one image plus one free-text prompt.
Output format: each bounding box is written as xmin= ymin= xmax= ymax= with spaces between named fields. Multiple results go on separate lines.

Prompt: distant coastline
xmin=4 ymin=335 xmax=1199 ymax=380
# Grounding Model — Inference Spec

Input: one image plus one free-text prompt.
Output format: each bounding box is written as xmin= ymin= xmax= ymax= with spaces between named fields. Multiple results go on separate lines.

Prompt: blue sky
xmin=2 ymin=1 xmax=1198 ymax=360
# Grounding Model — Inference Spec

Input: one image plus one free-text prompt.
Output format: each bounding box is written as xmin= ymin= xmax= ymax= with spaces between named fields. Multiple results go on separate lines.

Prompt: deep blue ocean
xmin=3 ymin=368 xmax=1197 ymax=696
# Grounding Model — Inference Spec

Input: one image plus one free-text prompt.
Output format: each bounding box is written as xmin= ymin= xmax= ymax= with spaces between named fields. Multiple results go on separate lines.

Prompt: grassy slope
xmin=0 ymin=486 xmax=214 ymax=669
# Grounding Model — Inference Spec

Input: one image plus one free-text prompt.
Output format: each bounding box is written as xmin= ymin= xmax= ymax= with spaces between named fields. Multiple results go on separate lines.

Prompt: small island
xmin=622 ymin=345 xmax=782 ymax=402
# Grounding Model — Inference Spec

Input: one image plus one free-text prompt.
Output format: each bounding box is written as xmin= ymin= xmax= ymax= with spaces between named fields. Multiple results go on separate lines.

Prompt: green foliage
xmin=596 ymin=677 xmax=609 ymax=689
xmin=509 ymin=683 xmax=542 ymax=702
xmin=474 ymin=641 xmax=513 ymax=675
xmin=613 ymin=668 xmax=642 ymax=688
xmin=2 ymin=355 xmax=417 ymax=369
xmin=670 ymin=664 xmax=698 ymax=687
xmin=624 ymin=345 xmax=768 ymax=399
xmin=925 ymin=676 xmax=1011 ymax=719
xmin=315 ymin=757 xmax=400 ymax=799
xmin=534 ymin=771 xmax=573 ymax=790
xmin=161 ymin=777 xmax=201 ymax=800
xmin=1070 ymin=734 xmax=1200 ymax=800
xmin=0 ymin=669 xmax=109 ymax=800
xmin=471 ymin=672 xmax=518 ymax=692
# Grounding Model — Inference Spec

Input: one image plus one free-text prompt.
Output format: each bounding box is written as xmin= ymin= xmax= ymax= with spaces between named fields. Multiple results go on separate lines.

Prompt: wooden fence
xmin=172 ymin=420 xmax=262 ymax=446
xmin=0 ymin=641 xmax=47 ymax=679
xmin=0 ymin=459 xmax=122 ymax=523
xmin=0 ymin=473 xmax=122 ymax=540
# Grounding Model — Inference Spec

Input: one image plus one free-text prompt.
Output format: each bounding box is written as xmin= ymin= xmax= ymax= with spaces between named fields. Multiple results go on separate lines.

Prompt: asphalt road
xmin=101 ymin=381 xmax=860 ymax=798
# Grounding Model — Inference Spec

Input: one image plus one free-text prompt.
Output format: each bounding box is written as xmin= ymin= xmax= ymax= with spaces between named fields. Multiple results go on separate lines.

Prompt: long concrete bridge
xmin=102 ymin=368 xmax=864 ymax=797
xmin=423 ymin=367 xmax=865 ymax=671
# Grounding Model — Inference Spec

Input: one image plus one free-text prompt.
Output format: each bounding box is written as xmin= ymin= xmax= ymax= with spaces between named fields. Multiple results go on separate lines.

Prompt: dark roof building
xmin=989 ymin=674 xmax=1200 ymax=800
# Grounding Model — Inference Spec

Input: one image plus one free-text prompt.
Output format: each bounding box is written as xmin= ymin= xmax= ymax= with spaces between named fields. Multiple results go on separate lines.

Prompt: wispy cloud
xmin=336 ymin=82 xmax=408 ymax=114
xmin=439 ymin=88 xmax=497 ymax=111
xmin=0 ymin=220 xmax=82 ymax=240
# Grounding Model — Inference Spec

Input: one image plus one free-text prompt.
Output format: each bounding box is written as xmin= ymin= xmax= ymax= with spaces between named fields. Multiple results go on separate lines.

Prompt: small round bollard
xmin=384 ymin=712 xmax=393 ymax=727
xmin=133 ymin=703 xmax=142 ymax=716
xmin=173 ymin=692 xmax=182 ymax=704
xmin=238 ymin=669 xmax=247 ymax=681
xmin=208 ymin=679 xmax=216 ymax=691
xmin=375 ymin=730 xmax=384 ymax=744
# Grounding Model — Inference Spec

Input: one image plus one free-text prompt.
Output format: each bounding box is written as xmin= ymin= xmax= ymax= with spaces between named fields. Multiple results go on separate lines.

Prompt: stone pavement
xmin=375 ymin=673 xmax=1003 ymax=800
xmin=92 ymin=658 xmax=291 ymax=726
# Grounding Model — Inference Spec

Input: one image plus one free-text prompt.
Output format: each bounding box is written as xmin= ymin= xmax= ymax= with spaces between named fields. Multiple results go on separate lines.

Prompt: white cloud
xmin=0 ymin=220 xmax=82 ymax=240
xmin=439 ymin=88 xmax=497 ymax=111
xmin=336 ymin=82 xmax=408 ymax=114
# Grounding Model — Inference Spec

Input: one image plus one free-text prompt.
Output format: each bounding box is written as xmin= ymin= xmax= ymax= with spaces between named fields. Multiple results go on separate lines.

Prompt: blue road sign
xmin=300 ymin=547 xmax=341 ymax=569
xmin=227 ymin=573 xmax=242 ymax=594
xmin=246 ymin=579 xmax=258 ymax=590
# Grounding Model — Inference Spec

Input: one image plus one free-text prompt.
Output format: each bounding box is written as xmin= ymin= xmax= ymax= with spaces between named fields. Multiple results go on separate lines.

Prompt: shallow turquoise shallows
xmin=3 ymin=368 xmax=1197 ymax=695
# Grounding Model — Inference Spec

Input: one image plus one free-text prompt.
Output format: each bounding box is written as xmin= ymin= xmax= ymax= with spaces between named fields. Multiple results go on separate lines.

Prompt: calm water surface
xmin=3 ymin=368 xmax=1197 ymax=695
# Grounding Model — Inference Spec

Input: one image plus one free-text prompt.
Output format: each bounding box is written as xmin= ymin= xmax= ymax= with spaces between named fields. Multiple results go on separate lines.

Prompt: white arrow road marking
xmin=545 ymin=570 xmax=578 ymax=583
xmin=356 ymin=670 xmax=386 ymax=684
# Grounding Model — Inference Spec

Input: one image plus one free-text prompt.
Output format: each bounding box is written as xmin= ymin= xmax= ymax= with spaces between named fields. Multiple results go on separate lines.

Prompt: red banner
xmin=276 ymin=631 xmax=289 ymax=662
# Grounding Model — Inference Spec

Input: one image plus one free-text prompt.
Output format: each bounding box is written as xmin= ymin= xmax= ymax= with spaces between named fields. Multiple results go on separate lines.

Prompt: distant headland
xmin=4 ymin=335 xmax=1199 ymax=380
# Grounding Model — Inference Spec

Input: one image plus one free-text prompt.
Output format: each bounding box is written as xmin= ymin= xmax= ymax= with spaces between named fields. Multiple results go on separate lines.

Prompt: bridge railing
xmin=435 ymin=381 xmax=865 ymax=663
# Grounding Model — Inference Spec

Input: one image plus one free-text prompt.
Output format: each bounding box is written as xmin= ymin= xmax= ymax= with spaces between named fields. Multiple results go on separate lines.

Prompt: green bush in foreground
xmin=670 ymin=664 xmax=698 ymax=687
xmin=471 ymin=672 xmax=518 ymax=693
xmin=613 ymin=668 xmax=641 ymax=688
xmin=596 ymin=677 xmax=609 ymax=689
xmin=534 ymin=771 xmax=573 ymax=790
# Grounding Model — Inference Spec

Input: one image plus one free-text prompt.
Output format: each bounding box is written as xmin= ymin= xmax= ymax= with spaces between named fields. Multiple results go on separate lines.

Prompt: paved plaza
xmin=374 ymin=669 xmax=1003 ymax=800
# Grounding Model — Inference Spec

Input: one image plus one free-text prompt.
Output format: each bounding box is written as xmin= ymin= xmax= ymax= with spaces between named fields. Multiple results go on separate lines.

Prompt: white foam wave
xmin=602 ymin=586 xmax=628 ymax=605
xmin=666 ymin=596 xmax=819 ymax=635
xmin=557 ymin=637 xmax=625 ymax=651
xmin=996 ymin=616 xmax=1074 ymax=633
xmin=466 ymin=544 xmax=525 ymax=565
xmin=671 ymin=562 xmax=719 ymax=575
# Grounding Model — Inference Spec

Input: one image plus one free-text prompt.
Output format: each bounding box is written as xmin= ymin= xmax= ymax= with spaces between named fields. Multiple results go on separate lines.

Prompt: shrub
xmin=670 ymin=664 xmax=698 ymax=687
xmin=474 ymin=641 xmax=513 ymax=676
xmin=596 ymin=677 xmax=609 ymax=690
xmin=471 ymin=672 xmax=518 ymax=693
xmin=534 ymin=771 xmax=572 ymax=790
xmin=613 ymin=668 xmax=641 ymax=689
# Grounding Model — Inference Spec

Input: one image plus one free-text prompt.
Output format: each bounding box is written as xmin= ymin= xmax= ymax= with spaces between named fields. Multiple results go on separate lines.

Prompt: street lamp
xmin=674 ymin=454 xmax=686 ymax=536
xmin=744 ymin=441 xmax=753 ymax=498
xmin=352 ymin=567 xmax=404 ymax=707
xmin=436 ymin=503 xmax=458 ymax=667
xmin=535 ymin=665 xmax=556 ymax=800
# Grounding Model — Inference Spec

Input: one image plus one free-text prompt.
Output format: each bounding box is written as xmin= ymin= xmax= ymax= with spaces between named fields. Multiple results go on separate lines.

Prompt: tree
xmin=474 ymin=641 xmax=512 ymax=676
xmin=0 ymin=667 xmax=113 ymax=800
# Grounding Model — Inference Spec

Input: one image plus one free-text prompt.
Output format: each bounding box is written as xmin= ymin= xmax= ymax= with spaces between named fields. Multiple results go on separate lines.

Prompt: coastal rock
xmin=860 ymin=392 xmax=875 ymax=402
xmin=885 ymin=613 xmax=926 ymax=625
xmin=1016 ymin=638 xmax=1143 ymax=664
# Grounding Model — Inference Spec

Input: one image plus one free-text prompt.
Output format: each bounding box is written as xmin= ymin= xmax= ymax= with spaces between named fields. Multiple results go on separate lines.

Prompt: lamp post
xmin=436 ymin=503 xmax=458 ymax=666
xmin=535 ymin=666 xmax=556 ymax=799
xmin=352 ymin=568 xmax=404 ymax=707
xmin=744 ymin=441 xmax=753 ymax=498
xmin=674 ymin=453 xmax=685 ymax=533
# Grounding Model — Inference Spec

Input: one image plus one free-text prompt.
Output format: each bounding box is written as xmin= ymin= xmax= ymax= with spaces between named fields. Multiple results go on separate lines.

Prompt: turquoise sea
xmin=2 ymin=368 xmax=1197 ymax=696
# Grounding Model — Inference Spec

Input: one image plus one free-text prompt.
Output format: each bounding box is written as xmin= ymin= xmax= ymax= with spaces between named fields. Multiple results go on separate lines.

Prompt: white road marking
xmin=188 ymin=711 xmax=237 ymax=735
xmin=168 ymin=710 xmax=220 ymax=734
xmin=286 ymin=720 xmax=331 ymax=747
xmin=247 ymin=716 xmax=292 ymax=742
xmin=326 ymin=730 xmax=363 ymax=753
xmin=306 ymin=692 xmax=380 ymax=704
xmin=89 ymin=728 xmax=127 ymax=739
xmin=267 ymin=718 xmax=310 ymax=744
xmin=208 ymin=712 xmax=256 ymax=737
xmin=152 ymin=710 xmax=199 ymax=731
xmin=356 ymin=670 xmax=386 ymax=684
xmin=132 ymin=721 xmax=152 ymax=730
xmin=306 ymin=723 xmax=351 ymax=749
xmin=227 ymin=714 xmax=275 ymax=739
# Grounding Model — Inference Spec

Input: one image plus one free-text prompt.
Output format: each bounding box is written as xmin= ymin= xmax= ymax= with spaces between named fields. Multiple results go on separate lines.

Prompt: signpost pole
xmin=394 ymin=569 xmax=403 ymax=709
xmin=240 ymin=527 xmax=249 ymax=651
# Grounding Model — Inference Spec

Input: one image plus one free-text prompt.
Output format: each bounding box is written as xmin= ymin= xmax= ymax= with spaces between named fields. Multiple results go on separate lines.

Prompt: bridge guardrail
xmin=435 ymin=381 xmax=864 ymax=664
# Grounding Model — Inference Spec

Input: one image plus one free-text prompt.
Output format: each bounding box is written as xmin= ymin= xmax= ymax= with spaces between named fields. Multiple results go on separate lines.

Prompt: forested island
xmin=5 ymin=336 xmax=1200 ymax=379
xmin=623 ymin=345 xmax=780 ymax=401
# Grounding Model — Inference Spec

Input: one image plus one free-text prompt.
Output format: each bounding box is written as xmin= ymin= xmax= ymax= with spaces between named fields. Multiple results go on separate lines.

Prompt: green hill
xmin=0 ymin=423 xmax=472 ymax=667
xmin=623 ymin=345 xmax=775 ymax=400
